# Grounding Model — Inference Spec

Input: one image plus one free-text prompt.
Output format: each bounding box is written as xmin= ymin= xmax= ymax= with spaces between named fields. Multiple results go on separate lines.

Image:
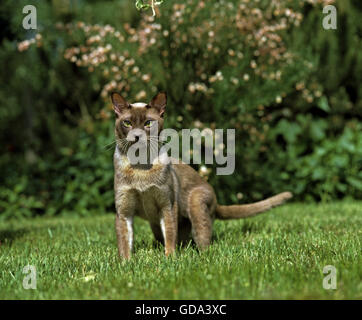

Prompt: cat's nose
xmin=127 ymin=129 xmax=145 ymax=142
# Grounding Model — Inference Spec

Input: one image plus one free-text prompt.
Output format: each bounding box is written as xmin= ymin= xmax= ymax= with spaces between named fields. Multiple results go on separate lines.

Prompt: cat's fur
xmin=111 ymin=92 xmax=292 ymax=259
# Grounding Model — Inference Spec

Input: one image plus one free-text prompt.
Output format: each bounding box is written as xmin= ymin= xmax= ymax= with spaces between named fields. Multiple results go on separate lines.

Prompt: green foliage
xmin=268 ymin=119 xmax=362 ymax=201
xmin=0 ymin=0 xmax=361 ymax=219
xmin=0 ymin=177 xmax=44 ymax=219
xmin=0 ymin=124 xmax=115 ymax=219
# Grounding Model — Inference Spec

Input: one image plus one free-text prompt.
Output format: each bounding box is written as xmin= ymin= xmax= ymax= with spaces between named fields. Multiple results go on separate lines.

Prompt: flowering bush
xmin=54 ymin=0 xmax=315 ymax=163
xmin=61 ymin=1 xmax=308 ymax=112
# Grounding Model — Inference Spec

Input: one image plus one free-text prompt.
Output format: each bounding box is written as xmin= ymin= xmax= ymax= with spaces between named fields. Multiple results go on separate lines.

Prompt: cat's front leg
xmin=160 ymin=203 xmax=178 ymax=256
xmin=115 ymin=214 xmax=133 ymax=259
xmin=115 ymin=190 xmax=137 ymax=259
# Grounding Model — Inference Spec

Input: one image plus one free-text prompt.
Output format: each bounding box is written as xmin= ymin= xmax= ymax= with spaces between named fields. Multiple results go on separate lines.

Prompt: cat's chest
xmin=114 ymin=148 xmax=169 ymax=191
xmin=135 ymin=186 xmax=165 ymax=222
xmin=114 ymin=148 xmax=172 ymax=222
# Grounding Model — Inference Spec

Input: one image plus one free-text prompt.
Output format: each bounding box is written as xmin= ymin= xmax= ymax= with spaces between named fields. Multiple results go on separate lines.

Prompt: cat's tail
xmin=215 ymin=192 xmax=293 ymax=220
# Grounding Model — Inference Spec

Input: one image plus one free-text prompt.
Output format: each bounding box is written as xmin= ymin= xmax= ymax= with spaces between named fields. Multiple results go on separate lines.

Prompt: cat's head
xmin=110 ymin=91 xmax=167 ymax=147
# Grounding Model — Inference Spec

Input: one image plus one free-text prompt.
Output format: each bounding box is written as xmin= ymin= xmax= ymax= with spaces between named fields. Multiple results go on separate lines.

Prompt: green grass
xmin=0 ymin=202 xmax=361 ymax=299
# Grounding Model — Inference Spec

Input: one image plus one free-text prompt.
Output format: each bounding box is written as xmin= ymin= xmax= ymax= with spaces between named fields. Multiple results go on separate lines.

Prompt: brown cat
xmin=111 ymin=91 xmax=292 ymax=259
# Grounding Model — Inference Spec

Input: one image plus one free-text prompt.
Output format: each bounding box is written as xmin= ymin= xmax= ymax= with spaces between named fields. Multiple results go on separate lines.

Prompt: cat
xmin=111 ymin=91 xmax=292 ymax=259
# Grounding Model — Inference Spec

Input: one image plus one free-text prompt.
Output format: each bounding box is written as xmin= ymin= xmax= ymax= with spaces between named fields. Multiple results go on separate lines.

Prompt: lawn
xmin=0 ymin=202 xmax=361 ymax=299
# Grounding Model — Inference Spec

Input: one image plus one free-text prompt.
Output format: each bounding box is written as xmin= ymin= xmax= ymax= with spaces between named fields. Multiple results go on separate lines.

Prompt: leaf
xmin=336 ymin=183 xmax=347 ymax=193
xmin=312 ymin=168 xmax=325 ymax=180
xmin=331 ymin=155 xmax=348 ymax=168
xmin=275 ymin=119 xmax=302 ymax=144
xmin=346 ymin=177 xmax=362 ymax=191
xmin=309 ymin=120 xmax=327 ymax=141
xmin=317 ymin=96 xmax=330 ymax=112
xmin=135 ymin=0 xmax=150 ymax=10
xmin=280 ymin=172 xmax=289 ymax=180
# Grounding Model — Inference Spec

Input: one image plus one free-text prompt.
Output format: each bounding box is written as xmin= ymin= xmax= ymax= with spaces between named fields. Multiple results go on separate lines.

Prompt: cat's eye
xmin=144 ymin=120 xmax=155 ymax=128
xmin=122 ymin=120 xmax=132 ymax=128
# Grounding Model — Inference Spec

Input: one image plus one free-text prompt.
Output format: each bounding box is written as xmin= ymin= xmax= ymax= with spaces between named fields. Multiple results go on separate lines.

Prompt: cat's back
xmin=172 ymin=162 xmax=212 ymax=192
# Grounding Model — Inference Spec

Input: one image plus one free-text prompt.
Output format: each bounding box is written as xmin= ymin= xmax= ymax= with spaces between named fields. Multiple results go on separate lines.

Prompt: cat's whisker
xmin=120 ymin=140 xmax=131 ymax=155
xmin=102 ymin=137 xmax=131 ymax=153
xmin=102 ymin=140 xmax=117 ymax=149
xmin=102 ymin=137 xmax=127 ymax=148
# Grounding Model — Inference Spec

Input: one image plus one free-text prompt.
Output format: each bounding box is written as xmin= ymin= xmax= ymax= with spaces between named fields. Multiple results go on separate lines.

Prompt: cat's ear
xmin=149 ymin=92 xmax=167 ymax=117
xmin=111 ymin=92 xmax=129 ymax=116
